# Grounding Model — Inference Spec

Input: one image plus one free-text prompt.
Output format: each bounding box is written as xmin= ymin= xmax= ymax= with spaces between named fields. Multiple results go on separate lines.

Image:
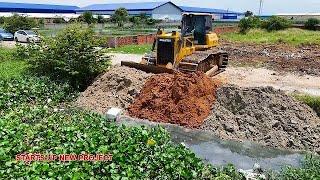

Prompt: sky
xmin=2 ymin=0 xmax=320 ymax=15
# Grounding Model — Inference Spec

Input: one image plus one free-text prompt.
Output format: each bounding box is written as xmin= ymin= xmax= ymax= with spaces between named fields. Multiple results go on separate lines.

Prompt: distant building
xmin=76 ymin=1 xmax=182 ymax=20
xmin=0 ymin=2 xmax=78 ymax=13
xmin=76 ymin=1 xmax=244 ymax=21
xmin=277 ymin=13 xmax=320 ymax=21
xmin=179 ymin=6 xmax=244 ymax=21
xmin=0 ymin=2 xmax=79 ymax=23
xmin=0 ymin=1 xmax=244 ymax=22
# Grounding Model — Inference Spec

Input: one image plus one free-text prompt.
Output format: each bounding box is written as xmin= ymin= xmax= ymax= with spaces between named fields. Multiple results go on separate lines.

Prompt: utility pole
xmin=259 ymin=0 xmax=264 ymax=15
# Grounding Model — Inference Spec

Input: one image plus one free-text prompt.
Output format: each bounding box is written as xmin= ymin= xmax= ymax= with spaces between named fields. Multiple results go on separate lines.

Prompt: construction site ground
xmin=76 ymin=41 xmax=320 ymax=154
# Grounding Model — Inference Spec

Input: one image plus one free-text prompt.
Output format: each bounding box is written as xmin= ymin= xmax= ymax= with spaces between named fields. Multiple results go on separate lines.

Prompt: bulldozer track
xmin=179 ymin=49 xmax=229 ymax=75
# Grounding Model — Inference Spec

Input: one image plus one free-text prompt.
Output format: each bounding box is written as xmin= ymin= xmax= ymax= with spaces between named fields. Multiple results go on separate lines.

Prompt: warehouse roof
xmin=179 ymin=6 xmax=243 ymax=15
xmin=0 ymin=2 xmax=78 ymax=13
xmin=77 ymin=1 xmax=175 ymax=12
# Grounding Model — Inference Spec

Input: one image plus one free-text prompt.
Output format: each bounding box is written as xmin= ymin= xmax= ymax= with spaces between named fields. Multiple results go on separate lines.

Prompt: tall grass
xmin=294 ymin=94 xmax=320 ymax=117
xmin=0 ymin=48 xmax=28 ymax=79
xmin=221 ymin=28 xmax=320 ymax=45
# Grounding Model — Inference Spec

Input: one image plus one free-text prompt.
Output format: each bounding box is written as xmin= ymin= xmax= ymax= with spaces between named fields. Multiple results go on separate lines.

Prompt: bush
xmin=3 ymin=14 xmax=36 ymax=34
xmin=112 ymin=8 xmax=128 ymax=27
xmin=25 ymin=24 xmax=110 ymax=90
xmin=305 ymin=18 xmax=320 ymax=31
xmin=97 ymin=15 xmax=105 ymax=24
xmin=261 ymin=16 xmax=292 ymax=31
xmin=239 ymin=16 xmax=261 ymax=34
xmin=81 ymin=11 xmax=95 ymax=24
xmin=278 ymin=155 xmax=320 ymax=179
xmin=53 ymin=18 xmax=66 ymax=24
xmin=0 ymin=105 xmax=245 ymax=179
xmin=0 ymin=16 xmax=5 ymax=24
xmin=0 ymin=77 xmax=73 ymax=114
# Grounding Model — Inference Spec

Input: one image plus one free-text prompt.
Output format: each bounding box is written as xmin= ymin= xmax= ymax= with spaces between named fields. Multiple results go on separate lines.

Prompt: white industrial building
xmin=76 ymin=1 xmax=244 ymax=21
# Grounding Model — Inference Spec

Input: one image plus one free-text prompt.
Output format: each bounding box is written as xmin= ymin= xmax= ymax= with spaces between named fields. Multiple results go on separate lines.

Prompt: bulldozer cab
xmin=181 ymin=13 xmax=213 ymax=45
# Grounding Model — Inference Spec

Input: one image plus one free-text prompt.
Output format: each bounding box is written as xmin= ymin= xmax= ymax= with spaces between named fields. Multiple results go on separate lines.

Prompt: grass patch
xmin=105 ymin=44 xmax=152 ymax=54
xmin=293 ymin=94 xmax=320 ymax=117
xmin=221 ymin=28 xmax=320 ymax=45
xmin=0 ymin=48 xmax=28 ymax=79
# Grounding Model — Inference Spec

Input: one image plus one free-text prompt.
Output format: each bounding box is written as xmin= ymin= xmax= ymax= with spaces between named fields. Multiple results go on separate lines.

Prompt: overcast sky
xmin=2 ymin=0 xmax=320 ymax=14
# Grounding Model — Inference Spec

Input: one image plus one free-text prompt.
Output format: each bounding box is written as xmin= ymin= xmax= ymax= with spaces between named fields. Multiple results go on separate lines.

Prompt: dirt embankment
xmin=76 ymin=66 xmax=320 ymax=153
xmin=202 ymin=86 xmax=320 ymax=153
xmin=221 ymin=41 xmax=320 ymax=76
xmin=76 ymin=66 xmax=152 ymax=114
xmin=128 ymin=72 xmax=219 ymax=128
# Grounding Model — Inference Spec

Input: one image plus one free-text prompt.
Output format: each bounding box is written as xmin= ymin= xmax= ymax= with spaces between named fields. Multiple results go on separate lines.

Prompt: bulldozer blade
xmin=121 ymin=61 xmax=174 ymax=74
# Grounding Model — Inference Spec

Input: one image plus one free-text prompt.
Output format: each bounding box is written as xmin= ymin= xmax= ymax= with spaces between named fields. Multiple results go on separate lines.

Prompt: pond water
xmin=118 ymin=116 xmax=304 ymax=171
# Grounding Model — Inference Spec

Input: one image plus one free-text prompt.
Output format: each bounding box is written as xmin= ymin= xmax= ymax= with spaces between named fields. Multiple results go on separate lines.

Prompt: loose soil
xmin=76 ymin=66 xmax=152 ymax=114
xmin=221 ymin=41 xmax=320 ymax=76
xmin=76 ymin=64 xmax=320 ymax=153
xmin=128 ymin=72 xmax=219 ymax=128
xmin=218 ymin=67 xmax=320 ymax=96
xmin=201 ymin=86 xmax=320 ymax=153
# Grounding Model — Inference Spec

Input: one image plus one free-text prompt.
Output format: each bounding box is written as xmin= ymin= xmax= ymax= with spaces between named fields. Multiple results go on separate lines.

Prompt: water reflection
xmin=118 ymin=116 xmax=304 ymax=171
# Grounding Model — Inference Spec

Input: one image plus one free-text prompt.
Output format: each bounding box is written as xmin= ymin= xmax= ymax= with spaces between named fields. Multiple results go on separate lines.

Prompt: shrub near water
xmin=0 ymin=77 xmax=73 ymax=114
xmin=0 ymin=106 xmax=244 ymax=179
xmin=25 ymin=24 xmax=110 ymax=91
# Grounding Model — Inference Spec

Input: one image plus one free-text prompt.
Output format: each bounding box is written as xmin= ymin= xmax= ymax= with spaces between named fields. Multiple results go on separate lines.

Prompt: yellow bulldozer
xmin=121 ymin=13 xmax=228 ymax=76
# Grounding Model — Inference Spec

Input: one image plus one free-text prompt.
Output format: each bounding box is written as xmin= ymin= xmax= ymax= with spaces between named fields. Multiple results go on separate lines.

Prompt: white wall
xmin=152 ymin=3 xmax=182 ymax=20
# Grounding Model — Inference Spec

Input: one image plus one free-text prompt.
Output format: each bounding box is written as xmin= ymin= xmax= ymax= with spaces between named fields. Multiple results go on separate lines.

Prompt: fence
xmin=107 ymin=26 xmax=239 ymax=48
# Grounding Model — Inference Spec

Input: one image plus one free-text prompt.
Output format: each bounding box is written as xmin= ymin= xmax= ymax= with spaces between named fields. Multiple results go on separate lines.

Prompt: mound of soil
xmin=201 ymin=85 xmax=320 ymax=153
xmin=221 ymin=41 xmax=320 ymax=76
xmin=128 ymin=72 xmax=219 ymax=128
xmin=76 ymin=66 xmax=152 ymax=114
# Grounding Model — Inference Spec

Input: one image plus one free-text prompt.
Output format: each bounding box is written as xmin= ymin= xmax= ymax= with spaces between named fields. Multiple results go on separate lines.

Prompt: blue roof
xmin=77 ymin=1 xmax=173 ymax=12
xmin=179 ymin=6 xmax=243 ymax=15
xmin=0 ymin=2 xmax=78 ymax=13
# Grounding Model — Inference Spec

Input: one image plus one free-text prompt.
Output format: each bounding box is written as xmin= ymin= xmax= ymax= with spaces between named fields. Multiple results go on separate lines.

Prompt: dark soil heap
xmin=202 ymin=86 xmax=320 ymax=153
xmin=128 ymin=72 xmax=219 ymax=128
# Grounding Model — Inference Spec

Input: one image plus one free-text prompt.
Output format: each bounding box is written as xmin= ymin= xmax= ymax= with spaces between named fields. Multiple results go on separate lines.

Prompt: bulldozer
xmin=121 ymin=13 xmax=228 ymax=76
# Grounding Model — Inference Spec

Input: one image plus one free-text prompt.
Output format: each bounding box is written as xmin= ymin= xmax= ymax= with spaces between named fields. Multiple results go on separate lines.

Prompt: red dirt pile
xmin=128 ymin=72 xmax=219 ymax=128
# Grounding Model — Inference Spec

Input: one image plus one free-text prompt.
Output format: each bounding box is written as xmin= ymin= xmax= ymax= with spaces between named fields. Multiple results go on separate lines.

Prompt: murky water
xmin=118 ymin=116 xmax=304 ymax=171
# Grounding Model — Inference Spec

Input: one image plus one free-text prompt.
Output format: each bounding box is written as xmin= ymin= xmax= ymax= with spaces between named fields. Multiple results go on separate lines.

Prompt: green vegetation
xmin=0 ymin=48 xmax=28 ymax=79
xmin=105 ymin=44 xmax=152 ymax=54
xmin=294 ymin=94 xmax=320 ymax=117
xmin=3 ymin=14 xmax=37 ymax=34
xmin=81 ymin=11 xmax=95 ymax=24
xmin=0 ymin=77 xmax=73 ymax=114
xmin=112 ymin=8 xmax=129 ymax=27
xmin=0 ymin=59 xmax=27 ymax=79
xmin=221 ymin=28 xmax=320 ymax=45
xmin=238 ymin=16 xmax=291 ymax=34
xmin=0 ymin=75 xmax=244 ymax=179
xmin=305 ymin=18 xmax=320 ymax=31
xmin=261 ymin=16 xmax=292 ymax=31
xmin=239 ymin=16 xmax=261 ymax=34
xmin=22 ymin=24 xmax=110 ymax=91
xmin=278 ymin=155 xmax=320 ymax=179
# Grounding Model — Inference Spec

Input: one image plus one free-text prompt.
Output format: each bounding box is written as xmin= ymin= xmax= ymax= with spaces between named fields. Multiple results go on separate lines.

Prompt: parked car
xmin=0 ymin=28 xmax=14 ymax=41
xmin=14 ymin=30 xmax=41 ymax=43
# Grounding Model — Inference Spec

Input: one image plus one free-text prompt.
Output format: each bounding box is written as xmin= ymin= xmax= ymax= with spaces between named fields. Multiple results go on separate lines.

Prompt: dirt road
xmin=218 ymin=67 xmax=320 ymax=96
xmin=110 ymin=53 xmax=320 ymax=96
xmin=109 ymin=53 xmax=142 ymax=65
